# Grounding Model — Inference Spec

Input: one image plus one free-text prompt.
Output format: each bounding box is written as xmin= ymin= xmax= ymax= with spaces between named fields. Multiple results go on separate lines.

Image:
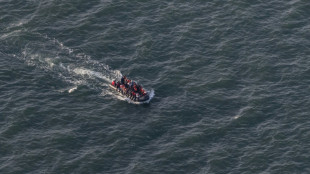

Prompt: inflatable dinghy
xmin=110 ymin=76 xmax=149 ymax=103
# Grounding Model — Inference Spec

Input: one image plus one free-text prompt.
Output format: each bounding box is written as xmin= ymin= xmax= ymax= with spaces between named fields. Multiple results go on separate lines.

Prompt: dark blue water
xmin=1 ymin=1 xmax=310 ymax=173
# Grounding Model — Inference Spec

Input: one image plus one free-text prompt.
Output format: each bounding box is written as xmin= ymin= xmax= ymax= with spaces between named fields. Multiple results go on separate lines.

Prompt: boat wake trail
xmin=13 ymin=33 xmax=153 ymax=104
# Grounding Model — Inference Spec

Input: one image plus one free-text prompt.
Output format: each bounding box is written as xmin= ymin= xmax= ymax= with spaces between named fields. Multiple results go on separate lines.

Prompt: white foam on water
xmin=100 ymin=90 xmax=114 ymax=97
xmin=233 ymin=115 xmax=241 ymax=119
xmin=68 ymin=86 xmax=77 ymax=93
xmin=233 ymin=106 xmax=252 ymax=120
xmin=0 ymin=29 xmax=23 ymax=40
xmin=45 ymin=58 xmax=55 ymax=68
xmin=72 ymin=67 xmax=111 ymax=82
xmin=101 ymin=88 xmax=128 ymax=101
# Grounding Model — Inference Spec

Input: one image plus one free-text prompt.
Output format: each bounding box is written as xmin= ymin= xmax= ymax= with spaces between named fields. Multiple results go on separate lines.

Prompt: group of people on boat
xmin=111 ymin=76 xmax=147 ymax=101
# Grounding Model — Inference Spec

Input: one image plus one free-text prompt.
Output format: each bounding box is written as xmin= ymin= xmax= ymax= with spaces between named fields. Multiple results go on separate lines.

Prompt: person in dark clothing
xmin=132 ymin=91 xmax=136 ymax=100
xmin=136 ymin=85 xmax=141 ymax=93
xmin=133 ymin=84 xmax=138 ymax=92
xmin=121 ymin=76 xmax=125 ymax=84
xmin=140 ymin=88 xmax=146 ymax=96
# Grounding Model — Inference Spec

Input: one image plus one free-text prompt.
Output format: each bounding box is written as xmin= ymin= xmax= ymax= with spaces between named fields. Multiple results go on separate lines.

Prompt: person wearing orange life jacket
xmin=111 ymin=80 xmax=115 ymax=86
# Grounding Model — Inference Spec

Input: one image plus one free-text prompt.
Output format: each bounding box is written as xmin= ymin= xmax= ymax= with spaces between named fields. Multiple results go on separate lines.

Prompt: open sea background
xmin=1 ymin=0 xmax=310 ymax=173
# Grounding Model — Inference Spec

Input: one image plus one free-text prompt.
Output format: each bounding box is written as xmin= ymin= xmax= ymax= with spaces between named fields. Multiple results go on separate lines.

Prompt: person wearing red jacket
xmin=133 ymin=84 xmax=138 ymax=92
xmin=140 ymin=88 xmax=145 ymax=95
xmin=132 ymin=91 xmax=136 ymax=100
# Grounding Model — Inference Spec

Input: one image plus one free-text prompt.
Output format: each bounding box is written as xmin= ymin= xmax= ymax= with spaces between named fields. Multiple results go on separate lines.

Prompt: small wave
xmin=233 ymin=106 xmax=252 ymax=120
xmin=45 ymin=58 xmax=55 ymax=68
xmin=233 ymin=115 xmax=241 ymax=119
xmin=68 ymin=86 xmax=78 ymax=93
xmin=146 ymin=89 xmax=155 ymax=103
xmin=0 ymin=29 xmax=23 ymax=40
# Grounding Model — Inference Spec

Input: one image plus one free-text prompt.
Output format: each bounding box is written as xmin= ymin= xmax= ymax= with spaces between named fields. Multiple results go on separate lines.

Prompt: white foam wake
xmin=15 ymin=34 xmax=154 ymax=104
xmin=73 ymin=68 xmax=111 ymax=82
